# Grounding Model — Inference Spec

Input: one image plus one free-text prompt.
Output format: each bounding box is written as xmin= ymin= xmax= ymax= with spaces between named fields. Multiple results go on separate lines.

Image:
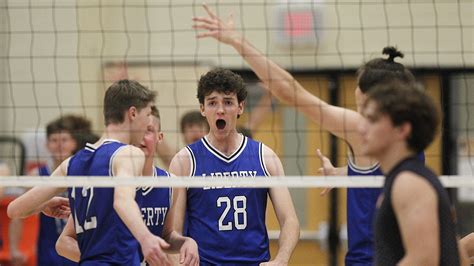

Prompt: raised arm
xmin=162 ymin=148 xmax=199 ymax=265
xmin=193 ymin=4 xmax=362 ymax=146
xmin=112 ymin=145 xmax=171 ymax=266
xmin=7 ymin=159 xmax=69 ymax=218
xmin=262 ymin=145 xmax=300 ymax=265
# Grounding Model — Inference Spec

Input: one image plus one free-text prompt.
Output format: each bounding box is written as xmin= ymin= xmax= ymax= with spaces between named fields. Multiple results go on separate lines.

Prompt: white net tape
xmin=0 ymin=175 xmax=472 ymax=188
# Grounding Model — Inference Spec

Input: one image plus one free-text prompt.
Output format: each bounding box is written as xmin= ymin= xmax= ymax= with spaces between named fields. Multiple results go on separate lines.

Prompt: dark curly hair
xmin=357 ymin=46 xmax=415 ymax=93
xmin=197 ymin=68 xmax=247 ymax=104
xmin=365 ymin=81 xmax=439 ymax=153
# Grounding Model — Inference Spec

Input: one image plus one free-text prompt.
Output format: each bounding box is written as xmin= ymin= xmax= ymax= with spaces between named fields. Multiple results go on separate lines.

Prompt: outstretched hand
xmin=42 ymin=196 xmax=70 ymax=219
xmin=316 ymin=149 xmax=337 ymax=196
xmin=192 ymin=3 xmax=240 ymax=45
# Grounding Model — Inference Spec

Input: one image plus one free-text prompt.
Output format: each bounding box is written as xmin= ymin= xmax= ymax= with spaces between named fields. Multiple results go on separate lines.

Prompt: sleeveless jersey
xmin=374 ymin=157 xmax=459 ymax=265
xmin=135 ymin=167 xmax=172 ymax=263
xmin=37 ymin=166 xmax=77 ymax=266
xmin=136 ymin=167 xmax=171 ymax=237
xmin=345 ymin=152 xmax=425 ymax=266
xmin=186 ymin=136 xmax=270 ymax=265
xmin=67 ymin=140 xmax=140 ymax=265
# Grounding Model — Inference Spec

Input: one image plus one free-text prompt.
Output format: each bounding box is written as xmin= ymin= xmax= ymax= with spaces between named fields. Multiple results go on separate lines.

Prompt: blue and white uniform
xmin=345 ymin=152 xmax=425 ymax=266
xmin=186 ymin=136 xmax=270 ymax=265
xmin=37 ymin=166 xmax=77 ymax=266
xmin=67 ymin=140 xmax=140 ymax=265
xmin=135 ymin=167 xmax=172 ymax=263
xmin=137 ymin=167 xmax=171 ymax=237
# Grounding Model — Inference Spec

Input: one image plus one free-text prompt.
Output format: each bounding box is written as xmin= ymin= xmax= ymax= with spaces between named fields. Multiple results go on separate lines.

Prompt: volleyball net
xmin=0 ymin=0 xmax=473 ymax=265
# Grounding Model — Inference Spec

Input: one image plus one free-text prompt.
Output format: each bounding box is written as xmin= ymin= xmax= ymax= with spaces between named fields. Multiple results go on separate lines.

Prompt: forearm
xmin=7 ymin=187 xmax=65 ymax=218
xmin=113 ymin=196 xmax=151 ymax=244
xmin=275 ymin=217 xmax=300 ymax=263
xmin=9 ymin=218 xmax=24 ymax=253
xmin=56 ymin=235 xmax=80 ymax=262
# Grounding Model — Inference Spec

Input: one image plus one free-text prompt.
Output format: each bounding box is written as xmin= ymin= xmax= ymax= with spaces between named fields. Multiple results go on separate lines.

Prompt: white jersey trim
xmin=347 ymin=154 xmax=380 ymax=174
xmin=185 ymin=146 xmax=196 ymax=177
xmin=259 ymin=143 xmax=270 ymax=177
xmin=201 ymin=134 xmax=247 ymax=163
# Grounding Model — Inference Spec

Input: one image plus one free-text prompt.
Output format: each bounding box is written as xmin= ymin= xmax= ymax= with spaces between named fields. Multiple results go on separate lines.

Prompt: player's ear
xmin=157 ymin=132 xmax=164 ymax=143
xmin=238 ymin=101 xmax=245 ymax=115
xmin=128 ymin=106 xmax=138 ymax=121
xmin=200 ymin=104 xmax=205 ymax=116
xmin=398 ymin=121 xmax=412 ymax=141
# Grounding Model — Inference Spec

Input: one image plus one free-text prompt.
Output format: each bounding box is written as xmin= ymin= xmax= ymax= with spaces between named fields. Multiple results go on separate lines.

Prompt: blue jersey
xmin=135 ymin=167 xmax=172 ymax=262
xmin=137 ymin=167 xmax=171 ymax=237
xmin=345 ymin=152 xmax=425 ymax=266
xmin=186 ymin=136 xmax=270 ymax=265
xmin=67 ymin=140 xmax=140 ymax=265
xmin=37 ymin=166 xmax=77 ymax=266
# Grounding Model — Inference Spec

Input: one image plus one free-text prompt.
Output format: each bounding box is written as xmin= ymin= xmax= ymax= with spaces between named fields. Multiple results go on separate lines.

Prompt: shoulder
xmin=112 ymin=145 xmax=146 ymax=172
xmin=114 ymin=145 xmax=144 ymax=159
xmin=261 ymin=144 xmax=284 ymax=176
xmin=169 ymin=147 xmax=192 ymax=176
xmin=392 ymin=171 xmax=437 ymax=206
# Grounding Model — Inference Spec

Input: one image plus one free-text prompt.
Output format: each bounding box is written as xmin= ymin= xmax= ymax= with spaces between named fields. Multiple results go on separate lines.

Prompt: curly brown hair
xmin=365 ymin=81 xmax=439 ymax=153
xmin=197 ymin=68 xmax=247 ymax=104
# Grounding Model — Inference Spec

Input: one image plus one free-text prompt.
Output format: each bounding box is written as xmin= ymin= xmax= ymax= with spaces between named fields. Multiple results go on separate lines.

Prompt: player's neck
xmin=103 ymin=123 xmax=133 ymax=144
xmin=378 ymin=144 xmax=415 ymax=174
xmin=206 ymin=130 xmax=243 ymax=156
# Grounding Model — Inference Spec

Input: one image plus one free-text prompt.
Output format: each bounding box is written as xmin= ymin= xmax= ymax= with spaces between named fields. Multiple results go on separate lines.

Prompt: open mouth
xmin=216 ymin=119 xmax=226 ymax=130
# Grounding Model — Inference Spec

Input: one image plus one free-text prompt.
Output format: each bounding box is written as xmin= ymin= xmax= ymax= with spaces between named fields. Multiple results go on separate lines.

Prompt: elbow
xmin=55 ymin=236 xmax=65 ymax=257
xmin=7 ymin=202 xmax=21 ymax=219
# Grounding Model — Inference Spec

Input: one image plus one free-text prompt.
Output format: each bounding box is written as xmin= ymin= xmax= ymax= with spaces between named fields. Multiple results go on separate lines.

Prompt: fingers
xmin=196 ymin=32 xmax=218 ymax=39
xmin=316 ymin=149 xmax=324 ymax=160
xmin=192 ymin=16 xmax=216 ymax=25
xmin=202 ymin=3 xmax=218 ymax=20
xmin=320 ymin=187 xmax=333 ymax=196
xmin=192 ymin=23 xmax=218 ymax=31
xmin=158 ymin=238 xmax=170 ymax=249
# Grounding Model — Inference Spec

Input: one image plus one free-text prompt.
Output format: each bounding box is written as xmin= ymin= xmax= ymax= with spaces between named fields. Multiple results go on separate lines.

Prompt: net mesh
xmin=0 ymin=0 xmax=473 ymax=265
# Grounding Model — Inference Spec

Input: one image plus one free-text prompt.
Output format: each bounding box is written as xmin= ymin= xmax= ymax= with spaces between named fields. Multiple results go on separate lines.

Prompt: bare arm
xmin=246 ymin=87 xmax=273 ymax=133
xmin=392 ymin=172 xmax=439 ymax=265
xmin=193 ymin=4 xmax=362 ymax=147
xmin=112 ymin=146 xmax=171 ymax=266
xmin=7 ymin=159 xmax=69 ymax=218
xmin=162 ymin=148 xmax=199 ymax=265
xmin=9 ymin=218 xmax=27 ymax=266
xmin=262 ymin=145 xmax=300 ymax=265
xmin=461 ymin=233 xmax=474 ymax=263
xmin=56 ymin=216 xmax=80 ymax=262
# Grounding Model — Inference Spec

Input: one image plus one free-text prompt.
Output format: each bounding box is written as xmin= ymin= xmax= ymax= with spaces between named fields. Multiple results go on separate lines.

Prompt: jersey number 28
xmin=217 ymin=196 xmax=247 ymax=231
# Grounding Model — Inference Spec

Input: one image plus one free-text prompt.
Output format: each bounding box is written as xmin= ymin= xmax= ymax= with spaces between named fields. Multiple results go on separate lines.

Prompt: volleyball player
xmin=192 ymin=4 xmax=420 ymax=264
xmin=56 ymin=106 xmax=199 ymax=265
xmin=163 ymin=68 xmax=300 ymax=265
xmin=359 ymin=81 xmax=460 ymax=264
xmin=26 ymin=115 xmax=96 ymax=266
xmin=8 ymin=80 xmax=170 ymax=266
